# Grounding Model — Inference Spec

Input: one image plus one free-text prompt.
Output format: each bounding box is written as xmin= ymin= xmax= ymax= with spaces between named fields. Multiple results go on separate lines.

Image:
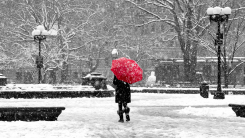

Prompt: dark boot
xmin=124 ymin=107 xmax=130 ymax=122
xmin=117 ymin=110 xmax=124 ymax=123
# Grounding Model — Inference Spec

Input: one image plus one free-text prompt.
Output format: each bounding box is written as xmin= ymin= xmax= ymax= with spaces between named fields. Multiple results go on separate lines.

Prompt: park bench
xmin=228 ymin=104 xmax=245 ymax=118
xmin=0 ymin=107 xmax=65 ymax=121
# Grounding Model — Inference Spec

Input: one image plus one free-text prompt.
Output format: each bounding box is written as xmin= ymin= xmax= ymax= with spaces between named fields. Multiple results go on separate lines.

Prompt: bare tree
xmin=0 ymin=0 xmax=120 ymax=83
xmin=125 ymin=0 xmax=209 ymax=82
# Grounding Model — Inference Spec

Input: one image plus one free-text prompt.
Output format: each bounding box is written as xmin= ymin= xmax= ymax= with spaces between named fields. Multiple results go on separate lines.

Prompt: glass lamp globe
xmin=36 ymin=25 xmax=45 ymax=32
xmin=32 ymin=29 xmax=41 ymax=36
xmin=112 ymin=49 xmax=118 ymax=55
xmin=220 ymin=8 xmax=225 ymax=15
xmin=223 ymin=7 xmax=231 ymax=15
xmin=213 ymin=6 xmax=222 ymax=14
xmin=42 ymin=30 xmax=49 ymax=35
xmin=207 ymin=7 xmax=214 ymax=15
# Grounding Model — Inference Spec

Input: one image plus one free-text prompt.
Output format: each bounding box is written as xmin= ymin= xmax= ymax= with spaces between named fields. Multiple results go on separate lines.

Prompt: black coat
xmin=113 ymin=75 xmax=131 ymax=103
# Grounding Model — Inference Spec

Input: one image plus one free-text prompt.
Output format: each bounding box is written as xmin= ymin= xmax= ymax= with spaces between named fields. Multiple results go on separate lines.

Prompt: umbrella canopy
xmin=111 ymin=57 xmax=143 ymax=84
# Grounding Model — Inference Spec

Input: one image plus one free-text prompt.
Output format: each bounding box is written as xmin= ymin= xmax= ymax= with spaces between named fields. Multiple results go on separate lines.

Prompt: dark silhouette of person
xmin=113 ymin=75 xmax=131 ymax=122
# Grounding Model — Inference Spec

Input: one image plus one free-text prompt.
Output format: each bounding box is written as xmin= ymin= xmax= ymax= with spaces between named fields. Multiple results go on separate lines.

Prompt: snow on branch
xmin=229 ymin=61 xmax=244 ymax=75
xmin=232 ymin=7 xmax=245 ymax=11
xmin=156 ymin=0 xmax=173 ymax=7
xmin=147 ymin=0 xmax=173 ymax=9
xmin=133 ymin=18 xmax=175 ymax=27
xmin=126 ymin=0 xmax=175 ymax=27
xmin=126 ymin=0 xmax=163 ymax=20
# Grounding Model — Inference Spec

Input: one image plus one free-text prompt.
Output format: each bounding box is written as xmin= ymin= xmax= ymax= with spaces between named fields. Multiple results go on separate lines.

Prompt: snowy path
xmin=0 ymin=93 xmax=245 ymax=138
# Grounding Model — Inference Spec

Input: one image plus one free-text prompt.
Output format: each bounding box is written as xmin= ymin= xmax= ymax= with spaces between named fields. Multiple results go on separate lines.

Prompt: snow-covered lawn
xmin=1 ymin=93 xmax=245 ymax=138
xmin=1 ymin=84 xmax=115 ymax=91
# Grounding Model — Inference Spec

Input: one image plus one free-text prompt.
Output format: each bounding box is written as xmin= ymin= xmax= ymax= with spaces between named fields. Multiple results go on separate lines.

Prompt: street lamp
xmin=112 ymin=48 xmax=119 ymax=60
xmin=207 ymin=7 xmax=231 ymax=99
xmin=32 ymin=25 xmax=50 ymax=84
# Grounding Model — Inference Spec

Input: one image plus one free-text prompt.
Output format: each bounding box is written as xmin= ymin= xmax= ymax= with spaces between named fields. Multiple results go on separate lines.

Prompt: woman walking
xmin=113 ymin=75 xmax=131 ymax=123
xmin=111 ymin=49 xmax=131 ymax=122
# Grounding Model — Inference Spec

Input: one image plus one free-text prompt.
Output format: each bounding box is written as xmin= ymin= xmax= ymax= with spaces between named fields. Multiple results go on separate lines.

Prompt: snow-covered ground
xmin=1 ymin=93 xmax=245 ymax=138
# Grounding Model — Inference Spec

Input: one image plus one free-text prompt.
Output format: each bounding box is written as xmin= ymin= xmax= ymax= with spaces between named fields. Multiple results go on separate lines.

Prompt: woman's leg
xmin=123 ymin=103 xmax=130 ymax=121
xmin=117 ymin=103 xmax=124 ymax=122
xmin=118 ymin=103 xmax=123 ymax=111
xmin=122 ymin=103 xmax=127 ymax=109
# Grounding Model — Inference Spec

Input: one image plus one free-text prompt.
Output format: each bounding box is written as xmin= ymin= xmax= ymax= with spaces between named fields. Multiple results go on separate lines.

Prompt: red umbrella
xmin=111 ymin=57 xmax=143 ymax=84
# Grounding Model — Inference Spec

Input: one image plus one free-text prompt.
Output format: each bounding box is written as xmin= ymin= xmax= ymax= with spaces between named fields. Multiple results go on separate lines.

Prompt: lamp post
xmin=32 ymin=25 xmax=50 ymax=84
xmin=207 ymin=7 xmax=231 ymax=99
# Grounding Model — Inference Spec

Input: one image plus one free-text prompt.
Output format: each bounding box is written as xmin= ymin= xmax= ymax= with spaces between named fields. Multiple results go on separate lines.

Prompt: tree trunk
xmin=57 ymin=16 xmax=69 ymax=84
xmin=60 ymin=62 xmax=69 ymax=83
xmin=182 ymin=1 xmax=197 ymax=83
xmin=223 ymin=59 xmax=229 ymax=88
xmin=183 ymin=51 xmax=197 ymax=82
